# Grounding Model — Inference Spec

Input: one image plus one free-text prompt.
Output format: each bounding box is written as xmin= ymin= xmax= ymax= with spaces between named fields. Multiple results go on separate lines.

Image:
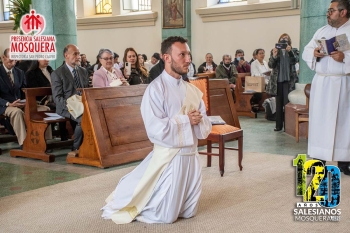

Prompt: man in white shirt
xmin=144 ymin=52 xmax=161 ymax=71
xmin=302 ymin=0 xmax=350 ymax=174
xmin=102 ymin=36 xmax=212 ymax=224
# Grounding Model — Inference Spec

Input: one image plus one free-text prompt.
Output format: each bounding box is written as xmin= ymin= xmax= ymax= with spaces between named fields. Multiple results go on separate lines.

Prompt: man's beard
xmin=328 ymin=17 xmax=339 ymax=27
xmin=170 ymin=59 xmax=188 ymax=75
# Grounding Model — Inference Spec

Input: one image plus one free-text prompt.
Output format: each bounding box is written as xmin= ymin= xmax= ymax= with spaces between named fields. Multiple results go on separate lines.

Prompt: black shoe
xmin=274 ymin=128 xmax=282 ymax=131
xmin=338 ymin=162 xmax=350 ymax=176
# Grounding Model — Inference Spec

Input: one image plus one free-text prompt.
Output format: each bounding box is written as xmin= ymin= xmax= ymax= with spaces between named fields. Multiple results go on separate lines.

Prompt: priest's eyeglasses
xmin=327 ymin=8 xmax=343 ymax=15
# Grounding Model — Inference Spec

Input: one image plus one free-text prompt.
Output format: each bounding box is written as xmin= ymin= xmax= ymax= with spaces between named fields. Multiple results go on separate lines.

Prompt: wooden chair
xmin=190 ymin=77 xmax=243 ymax=176
xmin=10 ymin=87 xmax=73 ymax=162
xmin=295 ymin=84 xmax=311 ymax=142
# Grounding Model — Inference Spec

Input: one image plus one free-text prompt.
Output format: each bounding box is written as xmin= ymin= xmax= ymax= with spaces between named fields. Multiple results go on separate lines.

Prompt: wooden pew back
xmin=197 ymin=72 xmax=216 ymax=79
xmin=68 ymin=85 xmax=153 ymax=168
xmin=209 ymin=79 xmax=241 ymax=128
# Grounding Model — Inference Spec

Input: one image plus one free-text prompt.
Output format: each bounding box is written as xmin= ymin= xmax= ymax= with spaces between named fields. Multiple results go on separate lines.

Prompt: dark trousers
xmin=70 ymin=115 xmax=83 ymax=150
xmin=275 ymin=82 xmax=289 ymax=130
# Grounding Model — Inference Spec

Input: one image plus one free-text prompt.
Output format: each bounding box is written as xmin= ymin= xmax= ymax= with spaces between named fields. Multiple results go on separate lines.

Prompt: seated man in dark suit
xmin=51 ymin=44 xmax=90 ymax=153
xmin=0 ymin=48 xmax=26 ymax=147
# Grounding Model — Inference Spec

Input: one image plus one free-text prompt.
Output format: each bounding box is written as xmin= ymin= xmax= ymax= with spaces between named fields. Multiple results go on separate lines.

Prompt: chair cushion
xmin=210 ymin=124 xmax=241 ymax=135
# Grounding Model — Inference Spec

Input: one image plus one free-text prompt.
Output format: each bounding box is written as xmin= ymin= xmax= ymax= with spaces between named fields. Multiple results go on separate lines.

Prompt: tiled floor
xmin=0 ymin=113 xmax=308 ymax=198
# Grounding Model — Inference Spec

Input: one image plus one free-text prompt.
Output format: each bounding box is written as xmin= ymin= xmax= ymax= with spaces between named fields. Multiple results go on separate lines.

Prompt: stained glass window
xmin=96 ymin=0 xmax=112 ymax=14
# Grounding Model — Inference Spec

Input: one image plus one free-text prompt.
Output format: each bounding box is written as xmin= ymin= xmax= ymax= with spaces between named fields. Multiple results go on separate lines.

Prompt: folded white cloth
xmin=110 ymin=79 xmax=123 ymax=87
xmin=66 ymin=94 xmax=84 ymax=119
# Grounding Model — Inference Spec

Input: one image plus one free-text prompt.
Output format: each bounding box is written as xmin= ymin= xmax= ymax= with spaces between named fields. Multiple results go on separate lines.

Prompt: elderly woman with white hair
xmin=92 ymin=48 xmax=128 ymax=88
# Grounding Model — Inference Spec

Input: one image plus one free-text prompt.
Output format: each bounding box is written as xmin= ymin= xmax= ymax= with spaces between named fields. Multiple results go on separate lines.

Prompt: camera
xmin=275 ymin=43 xmax=287 ymax=49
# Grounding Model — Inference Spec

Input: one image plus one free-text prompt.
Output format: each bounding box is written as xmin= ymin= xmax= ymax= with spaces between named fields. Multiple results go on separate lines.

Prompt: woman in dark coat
xmin=26 ymin=60 xmax=54 ymax=106
xmin=267 ymin=33 xmax=299 ymax=131
xmin=25 ymin=60 xmax=68 ymax=140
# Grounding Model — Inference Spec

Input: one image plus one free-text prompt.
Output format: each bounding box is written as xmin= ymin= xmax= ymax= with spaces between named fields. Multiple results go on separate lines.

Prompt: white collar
xmin=102 ymin=66 xmax=115 ymax=74
xmin=162 ymin=70 xmax=182 ymax=86
xmin=65 ymin=63 xmax=76 ymax=73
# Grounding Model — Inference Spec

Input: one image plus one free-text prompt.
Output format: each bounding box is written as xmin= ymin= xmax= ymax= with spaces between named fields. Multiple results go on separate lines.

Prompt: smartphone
xmin=125 ymin=62 xmax=131 ymax=75
xmin=275 ymin=43 xmax=287 ymax=49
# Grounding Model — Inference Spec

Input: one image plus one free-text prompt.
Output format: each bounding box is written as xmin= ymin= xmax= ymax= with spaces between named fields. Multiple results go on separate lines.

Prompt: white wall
xmin=191 ymin=2 xmax=300 ymax=66
xmin=77 ymin=25 xmax=162 ymax=63
xmin=77 ymin=0 xmax=162 ymax=63
xmin=0 ymin=0 xmax=300 ymax=66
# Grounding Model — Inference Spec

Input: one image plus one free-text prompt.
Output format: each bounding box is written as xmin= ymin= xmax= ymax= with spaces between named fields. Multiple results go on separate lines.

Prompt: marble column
xmin=162 ymin=0 xmax=192 ymax=49
xmin=32 ymin=0 xmax=77 ymax=69
xmin=299 ymin=0 xmax=329 ymax=84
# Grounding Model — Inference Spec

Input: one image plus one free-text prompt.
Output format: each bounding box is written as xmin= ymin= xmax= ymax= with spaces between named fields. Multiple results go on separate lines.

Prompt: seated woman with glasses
xmin=122 ymin=48 xmax=149 ymax=85
xmin=92 ymin=48 xmax=128 ymax=88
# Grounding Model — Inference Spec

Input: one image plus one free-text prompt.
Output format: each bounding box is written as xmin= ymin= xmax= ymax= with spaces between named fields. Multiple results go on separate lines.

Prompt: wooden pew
xmin=233 ymin=73 xmax=269 ymax=117
xmin=234 ymin=73 xmax=257 ymax=118
xmin=66 ymin=85 xmax=153 ymax=168
xmin=10 ymin=87 xmax=73 ymax=162
xmin=196 ymin=72 xmax=216 ymax=79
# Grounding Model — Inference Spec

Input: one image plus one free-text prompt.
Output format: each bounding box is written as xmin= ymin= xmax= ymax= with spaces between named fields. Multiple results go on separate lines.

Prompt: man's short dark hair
xmin=331 ymin=0 xmax=350 ymax=18
xmin=152 ymin=52 xmax=161 ymax=60
xmin=235 ymin=49 xmax=244 ymax=56
xmin=161 ymin=36 xmax=188 ymax=55
xmin=114 ymin=52 xmax=119 ymax=59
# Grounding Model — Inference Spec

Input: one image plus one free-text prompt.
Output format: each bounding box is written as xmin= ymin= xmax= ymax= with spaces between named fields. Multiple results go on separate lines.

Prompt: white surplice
xmin=101 ymin=70 xmax=212 ymax=224
xmin=302 ymin=19 xmax=350 ymax=161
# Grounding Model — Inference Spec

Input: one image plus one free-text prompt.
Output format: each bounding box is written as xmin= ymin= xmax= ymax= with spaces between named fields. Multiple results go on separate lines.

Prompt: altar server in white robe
xmin=302 ymin=0 xmax=350 ymax=174
xmin=101 ymin=36 xmax=212 ymax=224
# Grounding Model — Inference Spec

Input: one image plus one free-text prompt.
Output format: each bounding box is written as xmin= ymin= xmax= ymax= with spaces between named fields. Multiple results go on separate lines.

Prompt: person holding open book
xmin=302 ymin=0 xmax=350 ymax=175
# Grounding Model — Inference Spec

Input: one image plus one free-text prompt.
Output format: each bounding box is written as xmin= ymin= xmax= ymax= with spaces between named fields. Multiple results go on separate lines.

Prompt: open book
xmin=208 ymin=116 xmax=226 ymax=125
xmin=315 ymin=34 xmax=350 ymax=55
